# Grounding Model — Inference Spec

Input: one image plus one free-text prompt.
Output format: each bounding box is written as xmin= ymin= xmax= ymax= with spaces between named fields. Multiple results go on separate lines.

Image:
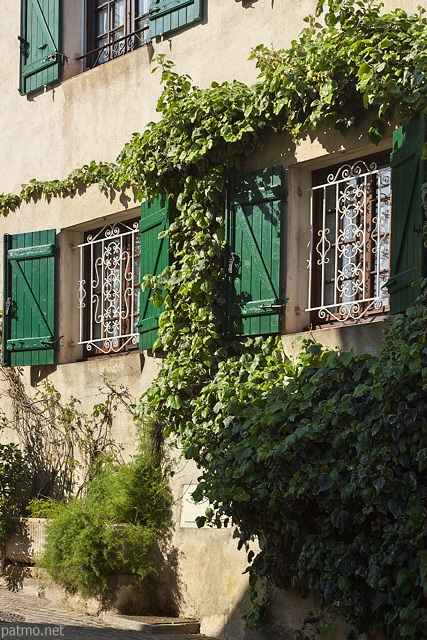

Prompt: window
xmin=76 ymin=218 xmax=141 ymax=356
xmin=81 ymin=0 xmax=204 ymax=69
xmin=18 ymin=0 xmax=204 ymax=87
xmin=306 ymin=154 xmax=391 ymax=324
xmin=87 ymin=0 xmax=150 ymax=67
xmin=75 ymin=198 xmax=171 ymax=357
xmin=224 ymin=115 xmax=427 ymax=340
xmin=2 ymin=197 xmax=171 ymax=367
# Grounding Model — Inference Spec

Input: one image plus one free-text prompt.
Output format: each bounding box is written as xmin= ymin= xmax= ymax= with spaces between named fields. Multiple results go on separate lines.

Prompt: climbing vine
xmin=1 ymin=0 xmax=427 ymax=635
xmin=0 ymin=368 xmax=130 ymax=501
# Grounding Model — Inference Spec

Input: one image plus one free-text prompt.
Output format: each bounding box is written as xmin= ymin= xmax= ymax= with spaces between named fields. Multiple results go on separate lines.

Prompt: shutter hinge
xmin=257 ymin=304 xmax=284 ymax=310
xmin=42 ymin=51 xmax=68 ymax=64
xmin=4 ymin=297 xmax=11 ymax=315
xmin=18 ymin=35 xmax=29 ymax=56
xmin=40 ymin=335 xmax=64 ymax=347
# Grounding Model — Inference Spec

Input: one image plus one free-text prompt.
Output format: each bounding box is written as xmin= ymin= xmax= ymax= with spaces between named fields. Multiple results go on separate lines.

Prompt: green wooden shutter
xmin=149 ymin=0 xmax=203 ymax=37
xmin=2 ymin=230 xmax=57 ymax=367
xmin=19 ymin=0 xmax=61 ymax=95
xmin=389 ymin=114 xmax=427 ymax=314
xmin=225 ymin=166 xmax=284 ymax=337
xmin=139 ymin=196 xmax=170 ymax=350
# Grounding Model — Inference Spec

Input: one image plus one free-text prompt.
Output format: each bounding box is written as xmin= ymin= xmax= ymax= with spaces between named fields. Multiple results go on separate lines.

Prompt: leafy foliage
xmin=184 ymin=306 xmax=427 ymax=639
xmin=38 ymin=452 xmax=172 ymax=598
xmin=250 ymin=0 xmax=427 ymax=140
xmin=0 ymin=439 xmax=28 ymax=540
xmin=0 ymin=311 xmax=30 ymax=538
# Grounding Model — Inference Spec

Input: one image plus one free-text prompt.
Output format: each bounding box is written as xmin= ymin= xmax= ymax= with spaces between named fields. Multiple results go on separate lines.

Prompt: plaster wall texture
xmin=0 ymin=351 xmax=160 ymax=461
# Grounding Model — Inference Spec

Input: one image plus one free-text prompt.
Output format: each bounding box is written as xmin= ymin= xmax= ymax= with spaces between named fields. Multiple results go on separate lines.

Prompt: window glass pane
xmin=114 ymin=0 xmax=125 ymax=28
xmin=136 ymin=0 xmax=150 ymax=15
xmin=98 ymin=36 xmax=109 ymax=48
xmin=136 ymin=17 xmax=149 ymax=40
xmin=97 ymin=8 xmax=108 ymax=35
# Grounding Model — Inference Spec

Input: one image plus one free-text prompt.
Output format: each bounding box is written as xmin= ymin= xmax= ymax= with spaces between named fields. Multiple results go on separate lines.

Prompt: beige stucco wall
xmin=0 ymin=0 xmax=412 ymax=637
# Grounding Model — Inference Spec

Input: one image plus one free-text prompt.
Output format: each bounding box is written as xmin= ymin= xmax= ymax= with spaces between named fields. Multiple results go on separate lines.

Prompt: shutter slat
xmin=149 ymin=0 xmax=202 ymax=37
xmin=389 ymin=114 xmax=427 ymax=313
xmin=2 ymin=230 xmax=57 ymax=367
xmin=226 ymin=167 xmax=284 ymax=337
xmin=139 ymin=196 xmax=171 ymax=351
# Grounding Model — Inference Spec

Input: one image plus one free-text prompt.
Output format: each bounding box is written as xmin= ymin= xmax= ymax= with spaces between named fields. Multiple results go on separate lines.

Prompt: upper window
xmin=81 ymin=0 xmax=204 ymax=69
xmin=87 ymin=0 xmax=150 ymax=67
xmin=306 ymin=154 xmax=391 ymax=325
xmin=18 ymin=0 xmax=204 ymax=88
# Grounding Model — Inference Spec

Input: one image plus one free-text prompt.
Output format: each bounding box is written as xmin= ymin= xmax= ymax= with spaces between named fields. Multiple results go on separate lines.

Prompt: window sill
xmin=282 ymin=317 xmax=386 ymax=360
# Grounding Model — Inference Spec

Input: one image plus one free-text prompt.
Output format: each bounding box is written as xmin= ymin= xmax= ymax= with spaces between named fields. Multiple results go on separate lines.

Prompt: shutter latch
xmin=257 ymin=304 xmax=283 ymax=310
xmin=4 ymin=297 xmax=11 ymax=315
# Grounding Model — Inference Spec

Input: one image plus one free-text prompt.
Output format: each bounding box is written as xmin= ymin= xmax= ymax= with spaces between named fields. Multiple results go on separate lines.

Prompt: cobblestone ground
xmin=0 ymin=589 xmax=213 ymax=640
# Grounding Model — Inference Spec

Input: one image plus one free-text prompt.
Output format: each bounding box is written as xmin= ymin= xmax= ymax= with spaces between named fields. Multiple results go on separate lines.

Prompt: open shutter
xmin=149 ymin=0 xmax=203 ymax=38
xmin=389 ymin=114 xmax=427 ymax=313
xmin=139 ymin=196 xmax=170 ymax=350
xmin=2 ymin=230 xmax=57 ymax=367
xmin=225 ymin=166 xmax=284 ymax=337
xmin=19 ymin=0 xmax=61 ymax=95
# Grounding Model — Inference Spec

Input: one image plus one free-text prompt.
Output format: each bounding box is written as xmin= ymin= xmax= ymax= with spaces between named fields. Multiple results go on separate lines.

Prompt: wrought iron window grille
xmin=306 ymin=159 xmax=391 ymax=324
xmin=76 ymin=220 xmax=140 ymax=355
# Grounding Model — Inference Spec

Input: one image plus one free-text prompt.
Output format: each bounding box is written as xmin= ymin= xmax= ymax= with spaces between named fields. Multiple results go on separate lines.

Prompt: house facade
xmin=0 ymin=0 xmax=426 ymax=638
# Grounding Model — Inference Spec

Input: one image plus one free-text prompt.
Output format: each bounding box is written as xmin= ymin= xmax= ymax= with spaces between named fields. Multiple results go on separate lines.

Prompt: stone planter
xmin=5 ymin=517 xmax=48 ymax=563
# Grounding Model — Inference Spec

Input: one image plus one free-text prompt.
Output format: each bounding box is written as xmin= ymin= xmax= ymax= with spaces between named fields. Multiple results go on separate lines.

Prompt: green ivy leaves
xmin=184 ymin=307 xmax=427 ymax=639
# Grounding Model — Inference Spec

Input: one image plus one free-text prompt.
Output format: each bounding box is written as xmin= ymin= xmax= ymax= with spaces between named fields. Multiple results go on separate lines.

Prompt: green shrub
xmin=0 ymin=438 xmax=28 ymax=540
xmin=39 ymin=454 xmax=171 ymax=597
xmin=188 ymin=306 xmax=427 ymax=639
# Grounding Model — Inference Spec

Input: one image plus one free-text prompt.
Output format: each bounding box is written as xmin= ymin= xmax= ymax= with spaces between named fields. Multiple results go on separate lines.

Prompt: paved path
xmin=0 ymin=589 xmax=213 ymax=640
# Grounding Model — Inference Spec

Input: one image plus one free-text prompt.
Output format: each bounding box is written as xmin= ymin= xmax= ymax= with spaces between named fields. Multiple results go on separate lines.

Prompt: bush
xmin=189 ymin=306 xmax=427 ymax=638
xmin=0 ymin=438 xmax=28 ymax=540
xmin=39 ymin=454 xmax=172 ymax=597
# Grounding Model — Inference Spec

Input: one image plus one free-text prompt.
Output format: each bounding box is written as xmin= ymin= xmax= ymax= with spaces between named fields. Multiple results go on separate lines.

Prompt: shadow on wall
xmin=145 ymin=540 xmax=182 ymax=617
xmin=213 ymin=584 xmax=352 ymax=640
